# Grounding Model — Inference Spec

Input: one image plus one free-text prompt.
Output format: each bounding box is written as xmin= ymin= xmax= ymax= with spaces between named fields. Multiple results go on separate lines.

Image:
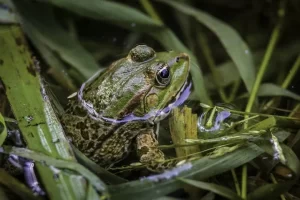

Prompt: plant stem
xmin=228 ymin=79 xmax=241 ymax=102
xmin=140 ymin=0 xmax=163 ymax=24
xmin=263 ymin=54 xmax=300 ymax=110
xmin=241 ymin=165 xmax=247 ymax=199
xmin=216 ymin=107 xmax=300 ymax=121
xmin=289 ymin=103 xmax=300 ymax=117
xmin=270 ymin=173 xmax=286 ymax=200
xmin=244 ymin=11 xmax=284 ymax=117
xmin=231 ymin=169 xmax=241 ymax=195
xmin=281 ymin=55 xmax=300 ymax=88
xmin=242 ymin=1 xmax=286 ymax=198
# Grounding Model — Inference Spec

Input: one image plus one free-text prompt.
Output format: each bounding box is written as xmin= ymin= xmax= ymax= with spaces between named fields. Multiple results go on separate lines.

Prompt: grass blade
xmin=0 ymin=112 xmax=7 ymax=146
xmin=258 ymin=83 xmax=300 ymax=101
xmin=159 ymin=0 xmax=256 ymax=93
xmin=179 ymin=178 xmax=242 ymax=200
xmin=0 ymin=25 xmax=100 ymax=200
xmin=13 ymin=0 xmax=100 ymax=79
xmin=49 ymin=0 xmax=162 ymax=30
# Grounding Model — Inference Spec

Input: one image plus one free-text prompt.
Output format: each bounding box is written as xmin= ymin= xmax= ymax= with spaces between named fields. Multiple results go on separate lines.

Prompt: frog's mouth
xmin=153 ymin=79 xmax=192 ymax=123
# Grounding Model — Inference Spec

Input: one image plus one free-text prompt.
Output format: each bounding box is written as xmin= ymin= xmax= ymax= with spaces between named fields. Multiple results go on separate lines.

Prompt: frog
xmin=61 ymin=45 xmax=191 ymax=171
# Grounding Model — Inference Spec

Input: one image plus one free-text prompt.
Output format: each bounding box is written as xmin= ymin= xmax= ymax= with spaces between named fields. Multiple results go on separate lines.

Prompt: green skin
xmin=61 ymin=45 xmax=190 ymax=170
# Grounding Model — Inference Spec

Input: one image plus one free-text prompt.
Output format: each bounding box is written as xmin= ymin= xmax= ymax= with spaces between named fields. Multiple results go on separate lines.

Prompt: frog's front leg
xmin=136 ymin=129 xmax=167 ymax=172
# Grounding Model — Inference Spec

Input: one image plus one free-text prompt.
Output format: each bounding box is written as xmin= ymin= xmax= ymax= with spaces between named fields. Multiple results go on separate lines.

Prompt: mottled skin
xmin=61 ymin=45 xmax=190 ymax=170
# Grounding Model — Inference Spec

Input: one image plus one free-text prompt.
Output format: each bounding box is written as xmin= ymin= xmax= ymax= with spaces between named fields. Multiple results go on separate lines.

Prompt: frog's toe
xmin=139 ymin=148 xmax=165 ymax=163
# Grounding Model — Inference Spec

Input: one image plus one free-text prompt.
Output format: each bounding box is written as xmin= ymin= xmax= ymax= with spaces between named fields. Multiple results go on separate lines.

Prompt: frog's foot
xmin=7 ymin=130 xmax=45 ymax=196
xmin=7 ymin=155 xmax=45 ymax=195
xmin=23 ymin=159 xmax=46 ymax=196
xmin=136 ymin=131 xmax=176 ymax=172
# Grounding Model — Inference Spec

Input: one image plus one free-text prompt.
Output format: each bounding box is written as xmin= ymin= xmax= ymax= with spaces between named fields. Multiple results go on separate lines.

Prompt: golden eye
xmin=156 ymin=64 xmax=171 ymax=86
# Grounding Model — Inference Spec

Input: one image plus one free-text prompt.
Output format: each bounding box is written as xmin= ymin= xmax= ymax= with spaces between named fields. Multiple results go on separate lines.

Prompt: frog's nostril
xmin=178 ymin=53 xmax=189 ymax=61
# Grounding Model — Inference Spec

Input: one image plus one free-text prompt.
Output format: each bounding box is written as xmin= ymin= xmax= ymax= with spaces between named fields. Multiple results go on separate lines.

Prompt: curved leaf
xmin=281 ymin=144 xmax=300 ymax=177
xmin=13 ymin=0 xmax=99 ymax=79
xmin=179 ymin=178 xmax=242 ymax=200
xmin=159 ymin=0 xmax=256 ymax=93
xmin=259 ymin=143 xmax=300 ymax=177
xmin=258 ymin=83 xmax=300 ymax=101
xmin=50 ymin=0 xmax=162 ymax=30
xmin=247 ymin=181 xmax=295 ymax=200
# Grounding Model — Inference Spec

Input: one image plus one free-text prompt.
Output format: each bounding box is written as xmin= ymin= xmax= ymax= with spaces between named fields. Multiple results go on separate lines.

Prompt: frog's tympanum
xmin=61 ymin=45 xmax=191 ymax=171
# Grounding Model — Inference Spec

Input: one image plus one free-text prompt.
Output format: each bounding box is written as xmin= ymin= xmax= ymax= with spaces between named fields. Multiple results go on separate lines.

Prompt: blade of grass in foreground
xmin=0 ymin=113 xmax=7 ymax=146
xmin=1 ymin=146 xmax=107 ymax=193
xmin=108 ymin=144 xmax=263 ymax=200
xmin=179 ymin=178 xmax=242 ymax=200
xmin=0 ymin=25 xmax=103 ymax=200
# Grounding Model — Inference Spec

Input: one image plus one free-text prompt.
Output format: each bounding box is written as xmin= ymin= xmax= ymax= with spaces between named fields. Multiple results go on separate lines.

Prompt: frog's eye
xmin=156 ymin=65 xmax=171 ymax=86
xmin=129 ymin=45 xmax=155 ymax=62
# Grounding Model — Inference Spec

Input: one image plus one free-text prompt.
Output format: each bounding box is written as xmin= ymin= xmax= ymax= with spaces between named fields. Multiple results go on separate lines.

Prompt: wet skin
xmin=61 ymin=45 xmax=190 ymax=170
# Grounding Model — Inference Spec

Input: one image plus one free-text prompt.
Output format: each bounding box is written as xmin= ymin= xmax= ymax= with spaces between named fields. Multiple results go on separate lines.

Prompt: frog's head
xmin=124 ymin=45 xmax=191 ymax=123
xmin=134 ymin=46 xmax=190 ymax=122
xmin=82 ymin=45 xmax=190 ymax=123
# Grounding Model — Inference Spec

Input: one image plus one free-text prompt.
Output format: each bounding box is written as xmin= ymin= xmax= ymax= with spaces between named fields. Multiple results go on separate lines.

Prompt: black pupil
xmin=160 ymin=68 xmax=169 ymax=78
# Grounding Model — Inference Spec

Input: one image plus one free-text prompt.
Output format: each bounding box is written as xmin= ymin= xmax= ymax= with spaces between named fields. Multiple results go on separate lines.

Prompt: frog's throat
xmin=77 ymin=80 xmax=191 ymax=124
xmin=153 ymin=80 xmax=191 ymax=122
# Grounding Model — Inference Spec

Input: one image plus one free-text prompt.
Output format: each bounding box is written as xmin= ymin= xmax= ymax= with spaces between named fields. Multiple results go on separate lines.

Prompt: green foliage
xmin=0 ymin=0 xmax=300 ymax=199
xmin=0 ymin=113 xmax=7 ymax=147
xmin=0 ymin=26 xmax=100 ymax=200
xmin=179 ymin=178 xmax=242 ymax=200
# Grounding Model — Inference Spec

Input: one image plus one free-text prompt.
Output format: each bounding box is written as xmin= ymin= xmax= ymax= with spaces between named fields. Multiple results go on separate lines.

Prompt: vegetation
xmin=0 ymin=0 xmax=299 ymax=199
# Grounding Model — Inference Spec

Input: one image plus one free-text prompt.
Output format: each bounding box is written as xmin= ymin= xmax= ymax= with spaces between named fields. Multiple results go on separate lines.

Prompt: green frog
xmin=61 ymin=45 xmax=191 ymax=171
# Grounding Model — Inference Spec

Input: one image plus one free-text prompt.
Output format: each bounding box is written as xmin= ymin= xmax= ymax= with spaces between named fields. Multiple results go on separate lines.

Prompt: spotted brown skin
xmin=61 ymin=45 xmax=190 ymax=170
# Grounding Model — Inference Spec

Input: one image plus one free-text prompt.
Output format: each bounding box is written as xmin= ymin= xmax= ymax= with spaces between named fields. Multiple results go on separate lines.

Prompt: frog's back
xmin=60 ymin=50 xmax=154 ymax=166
